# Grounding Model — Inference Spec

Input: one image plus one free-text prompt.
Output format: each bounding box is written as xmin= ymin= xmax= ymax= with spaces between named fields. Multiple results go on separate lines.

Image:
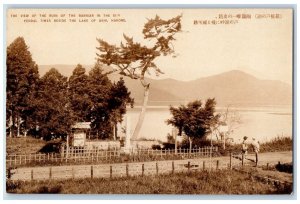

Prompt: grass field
xmin=6 ymin=137 xmax=47 ymax=155
xmin=6 ymin=169 xmax=292 ymax=194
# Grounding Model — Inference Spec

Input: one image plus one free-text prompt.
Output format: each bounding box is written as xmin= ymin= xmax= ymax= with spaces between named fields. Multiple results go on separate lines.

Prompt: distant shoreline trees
xmin=6 ymin=37 xmax=133 ymax=141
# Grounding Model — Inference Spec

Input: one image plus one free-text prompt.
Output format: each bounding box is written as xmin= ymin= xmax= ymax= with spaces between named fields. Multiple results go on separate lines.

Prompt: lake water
xmin=121 ymin=106 xmax=293 ymax=143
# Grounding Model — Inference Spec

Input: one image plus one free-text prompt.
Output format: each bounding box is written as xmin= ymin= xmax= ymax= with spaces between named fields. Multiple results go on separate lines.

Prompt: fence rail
xmin=8 ymin=159 xmax=223 ymax=181
xmin=6 ymin=146 xmax=218 ymax=168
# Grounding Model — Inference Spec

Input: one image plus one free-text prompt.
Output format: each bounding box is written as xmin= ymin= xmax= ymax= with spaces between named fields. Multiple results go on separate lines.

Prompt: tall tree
xmin=96 ymin=15 xmax=182 ymax=140
xmin=68 ymin=64 xmax=91 ymax=122
xmin=167 ymin=99 xmax=220 ymax=154
xmin=6 ymin=37 xmax=39 ymax=137
xmin=108 ymin=77 xmax=134 ymax=139
xmin=87 ymin=62 xmax=114 ymax=139
xmin=32 ymin=68 xmax=74 ymax=140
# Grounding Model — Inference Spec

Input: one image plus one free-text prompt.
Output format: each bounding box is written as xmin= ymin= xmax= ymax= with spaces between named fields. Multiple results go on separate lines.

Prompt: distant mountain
xmin=150 ymin=70 xmax=292 ymax=106
xmin=38 ymin=65 xmax=292 ymax=106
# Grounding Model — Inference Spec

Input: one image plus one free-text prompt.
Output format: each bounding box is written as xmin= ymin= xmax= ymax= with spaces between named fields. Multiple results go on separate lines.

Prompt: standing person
xmin=242 ymin=136 xmax=248 ymax=159
xmin=251 ymin=137 xmax=260 ymax=167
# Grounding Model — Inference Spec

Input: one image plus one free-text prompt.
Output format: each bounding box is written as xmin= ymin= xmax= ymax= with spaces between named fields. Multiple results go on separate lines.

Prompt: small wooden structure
xmin=71 ymin=122 xmax=91 ymax=147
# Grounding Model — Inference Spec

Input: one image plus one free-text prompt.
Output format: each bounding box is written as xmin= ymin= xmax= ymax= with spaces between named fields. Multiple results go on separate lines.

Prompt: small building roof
xmin=72 ymin=122 xmax=91 ymax=129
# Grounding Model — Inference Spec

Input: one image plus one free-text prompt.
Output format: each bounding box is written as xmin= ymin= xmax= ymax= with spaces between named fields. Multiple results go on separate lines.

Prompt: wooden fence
xmin=6 ymin=146 xmax=218 ymax=168
xmin=9 ymin=159 xmax=223 ymax=181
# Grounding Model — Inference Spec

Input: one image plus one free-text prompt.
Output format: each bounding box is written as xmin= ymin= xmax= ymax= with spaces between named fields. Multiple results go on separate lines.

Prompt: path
xmin=9 ymin=151 xmax=292 ymax=181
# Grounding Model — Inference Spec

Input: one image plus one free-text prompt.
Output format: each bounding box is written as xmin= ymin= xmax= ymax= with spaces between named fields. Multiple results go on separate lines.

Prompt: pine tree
xmin=32 ymin=68 xmax=74 ymax=140
xmin=87 ymin=62 xmax=113 ymax=139
xmin=68 ymin=64 xmax=91 ymax=122
xmin=108 ymin=77 xmax=134 ymax=139
xmin=97 ymin=15 xmax=182 ymax=141
xmin=167 ymin=98 xmax=220 ymax=154
xmin=6 ymin=37 xmax=39 ymax=137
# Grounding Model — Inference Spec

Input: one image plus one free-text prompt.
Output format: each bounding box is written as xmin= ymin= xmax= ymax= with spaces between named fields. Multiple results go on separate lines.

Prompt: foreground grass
xmin=7 ymin=170 xmax=292 ymax=194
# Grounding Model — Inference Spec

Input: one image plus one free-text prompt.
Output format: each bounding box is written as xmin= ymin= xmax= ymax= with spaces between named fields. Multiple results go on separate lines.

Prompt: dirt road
xmin=9 ymin=151 xmax=292 ymax=181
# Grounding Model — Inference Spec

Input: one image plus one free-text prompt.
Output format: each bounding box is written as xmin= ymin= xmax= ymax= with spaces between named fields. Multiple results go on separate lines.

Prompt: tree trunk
xmin=175 ymin=133 xmax=177 ymax=155
xmin=66 ymin=134 xmax=69 ymax=159
xmin=113 ymin=124 xmax=117 ymax=140
xmin=131 ymin=85 xmax=150 ymax=140
xmin=17 ymin=115 xmax=20 ymax=137
xmin=223 ymin=133 xmax=226 ymax=150
xmin=115 ymin=124 xmax=118 ymax=139
xmin=189 ymin=137 xmax=193 ymax=157
xmin=9 ymin=114 xmax=13 ymax=137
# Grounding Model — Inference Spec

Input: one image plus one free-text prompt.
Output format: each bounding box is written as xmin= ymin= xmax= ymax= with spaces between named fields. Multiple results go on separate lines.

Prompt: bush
xmin=36 ymin=186 xmax=62 ymax=193
xmin=260 ymin=137 xmax=292 ymax=152
xmin=275 ymin=162 xmax=293 ymax=173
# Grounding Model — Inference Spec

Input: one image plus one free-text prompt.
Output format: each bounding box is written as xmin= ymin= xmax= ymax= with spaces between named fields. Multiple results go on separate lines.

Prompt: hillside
xmin=38 ymin=65 xmax=292 ymax=106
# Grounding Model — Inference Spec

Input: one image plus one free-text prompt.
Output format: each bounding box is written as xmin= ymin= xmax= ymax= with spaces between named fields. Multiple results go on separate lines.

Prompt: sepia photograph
xmin=4 ymin=6 xmax=294 ymax=196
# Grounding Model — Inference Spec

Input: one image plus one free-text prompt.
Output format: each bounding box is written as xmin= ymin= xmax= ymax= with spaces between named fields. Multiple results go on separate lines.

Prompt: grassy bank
xmin=6 ymin=169 xmax=292 ymax=194
xmin=218 ymin=136 xmax=292 ymax=155
xmin=6 ymin=137 xmax=47 ymax=155
xmin=260 ymin=137 xmax=293 ymax=152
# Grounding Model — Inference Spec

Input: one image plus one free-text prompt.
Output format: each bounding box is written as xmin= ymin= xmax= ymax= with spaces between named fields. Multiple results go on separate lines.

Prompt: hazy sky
xmin=6 ymin=8 xmax=293 ymax=84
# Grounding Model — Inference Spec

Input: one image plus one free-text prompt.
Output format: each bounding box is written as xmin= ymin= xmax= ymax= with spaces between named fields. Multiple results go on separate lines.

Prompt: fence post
xmin=96 ymin=150 xmax=99 ymax=162
xmin=72 ymin=167 xmax=75 ymax=179
xmin=229 ymin=152 xmax=232 ymax=170
xmin=266 ymin=163 xmax=269 ymax=170
xmin=188 ymin=161 xmax=191 ymax=172
xmin=255 ymin=152 xmax=258 ymax=167
xmin=172 ymin=161 xmax=175 ymax=174
xmin=31 ymin=169 xmax=34 ymax=181
xmin=203 ymin=161 xmax=206 ymax=171
xmin=216 ymin=160 xmax=219 ymax=170
xmin=142 ymin=163 xmax=144 ymax=177
xmin=49 ymin=167 xmax=52 ymax=180
xmin=126 ymin=164 xmax=129 ymax=177
xmin=242 ymin=153 xmax=244 ymax=166
xmin=65 ymin=152 xmax=68 ymax=163
xmin=156 ymin=162 xmax=159 ymax=175
xmin=91 ymin=166 xmax=93 ymax=179
xmin=110 ymin=165 xmax=112 ymax=178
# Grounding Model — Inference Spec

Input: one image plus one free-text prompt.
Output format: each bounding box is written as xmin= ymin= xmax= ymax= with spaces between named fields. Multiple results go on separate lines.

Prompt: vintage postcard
xmin=5 ymin=7 xmax=294 ymax=196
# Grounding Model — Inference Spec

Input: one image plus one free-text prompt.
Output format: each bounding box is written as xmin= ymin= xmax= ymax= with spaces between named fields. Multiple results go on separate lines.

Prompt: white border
xmin=1 ymin=0 xmax=299 ymax=203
